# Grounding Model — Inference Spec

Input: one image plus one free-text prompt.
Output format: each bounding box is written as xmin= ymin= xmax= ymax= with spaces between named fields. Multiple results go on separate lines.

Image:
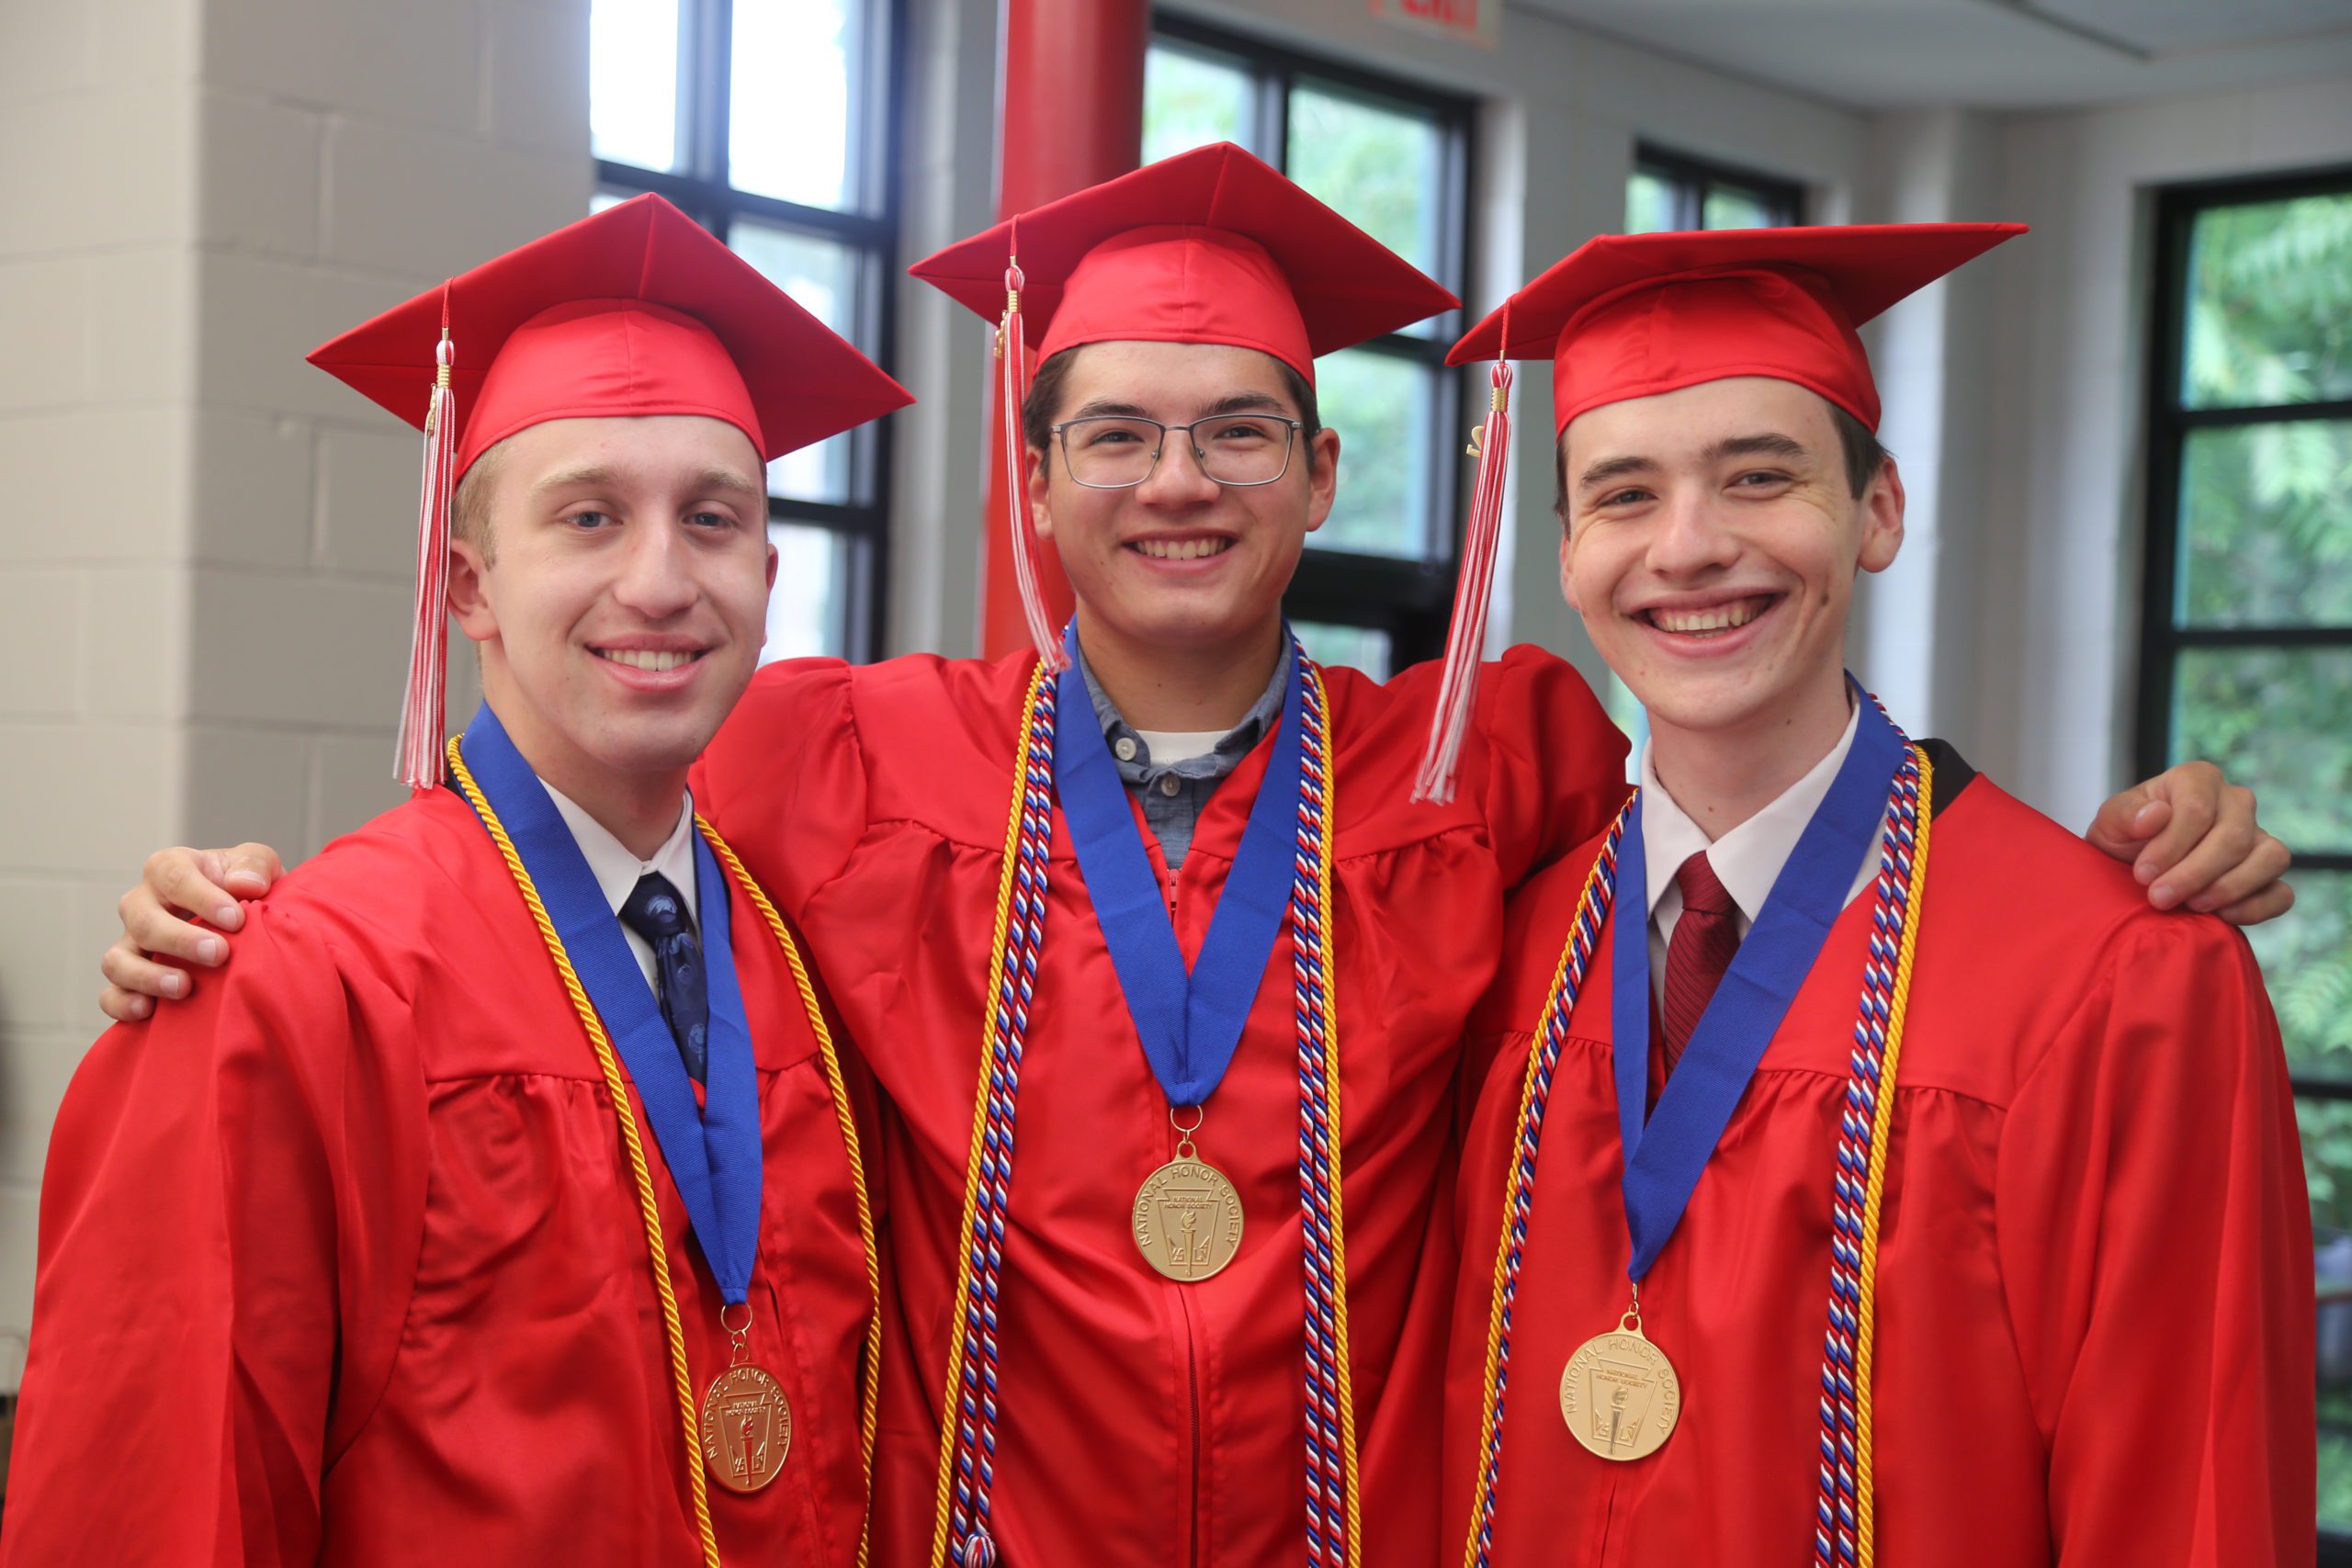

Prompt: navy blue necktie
xmin=620 ymin=872 xmax=709 ymax=1085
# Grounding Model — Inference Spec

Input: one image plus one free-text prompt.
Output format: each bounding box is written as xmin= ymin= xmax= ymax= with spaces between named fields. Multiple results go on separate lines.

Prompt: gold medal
xmin=1131 ymin=1108 xmax=1244 ymax=1281
xmin=701 ymin=1304 xmax=791 ymax=1493
xmin=1559 ymin=1295 xmax=1679 ymax=1462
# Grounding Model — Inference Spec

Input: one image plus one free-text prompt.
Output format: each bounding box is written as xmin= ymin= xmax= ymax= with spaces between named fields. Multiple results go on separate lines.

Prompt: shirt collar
xmin=539 ymin=781 xmax=700 ymax=925
xmin=1639 ymin=700 xmax=1861 ymax=926
xmin=1076 ymin=635 xmax=1290 ymax=785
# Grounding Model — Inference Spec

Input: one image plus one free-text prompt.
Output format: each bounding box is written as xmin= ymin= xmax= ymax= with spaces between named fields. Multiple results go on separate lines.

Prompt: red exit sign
xmin=1372 ymin=0 xmax=1498 ymax=48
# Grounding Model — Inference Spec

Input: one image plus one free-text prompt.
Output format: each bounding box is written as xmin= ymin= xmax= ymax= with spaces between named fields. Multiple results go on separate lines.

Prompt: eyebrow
xmin=689 ymin=466 xmax=765 ymax=498
xmin=1068 ymin=399 xmax=1154 ymax=421
xmin=531 ymin=463 xmax=621 ymax=496
xmin=528 ymin=463 xmax=763 ymax=498
xmin=1704 ymin=432 xmax=1809 ymax=465
xmin=1065 ymin=391 xmax=1294 ymax=423
xmin=1576 ymin=454 xmax=1658 ymax=492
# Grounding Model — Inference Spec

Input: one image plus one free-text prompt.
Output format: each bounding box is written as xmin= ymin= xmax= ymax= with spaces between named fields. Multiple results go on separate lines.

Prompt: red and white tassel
xmin=395 ymin=327 xmax=458 ymax=793
xmin=1411 ymin=355 xmax=1514 ymax=805
xmin=997 ymin=251 xmax=1066 ymax=672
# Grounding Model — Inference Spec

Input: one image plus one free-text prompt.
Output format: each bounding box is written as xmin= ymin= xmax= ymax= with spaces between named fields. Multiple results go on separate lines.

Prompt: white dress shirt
xmin=1638 ymin=704 xmax=1883 ymax=1005
xmin=539 ymin=781 xmax=700 ymax=992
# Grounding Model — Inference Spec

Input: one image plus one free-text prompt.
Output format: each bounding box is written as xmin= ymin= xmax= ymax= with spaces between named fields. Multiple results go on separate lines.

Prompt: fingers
xmin=2143 ymin=781 xmax=2256 ymax=910
xmin=215 ymin=842 xmax=284 ymax=897
xmin=2187 ymin=831 xmax=2294 ymax=917
xmin=119 ymin=885 xmax=229 ymax=967
xmin=144 ymin=846 xmax=244 ymax=931
xmin=2144 ymin=789 xmax=2248 ymax=911
xmin=99 ymin=939 xmax=196 ymax=1002
xmin=2215 ymin=879 xmax=2297 ymax=928
xmin=2085 ymin=782 xmax=2164 ymax=856
xmin=99 ymin=984 xmax=153 ymax=1023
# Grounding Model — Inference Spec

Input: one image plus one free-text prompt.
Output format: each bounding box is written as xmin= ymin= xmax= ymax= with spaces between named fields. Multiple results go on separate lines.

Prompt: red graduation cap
xmin=910 ymin=142 xmax=1458 ymax=669
xmin=311 ymin=193 xmax=910 ymax=791
xmin=1406 ymin=221 xmax=2026 ymax=805
xmin=1446 ymin=221 xmax=2027 ymax=434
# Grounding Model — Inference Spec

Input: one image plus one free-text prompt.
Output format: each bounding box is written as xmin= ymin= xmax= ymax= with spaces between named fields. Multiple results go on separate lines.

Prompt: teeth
xmin=1651 ymin=598 xmax=1768 ymax=635
xmin=597 ymin=649 xmax=695 ymax=672
xmin=1135 ymin=537 xmax=1233 ymax=561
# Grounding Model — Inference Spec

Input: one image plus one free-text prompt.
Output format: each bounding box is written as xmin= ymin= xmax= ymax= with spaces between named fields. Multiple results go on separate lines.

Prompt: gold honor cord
xmin=1461 ymin=844 xmax=1618 ymax=1568
xmin=1853 ymin=747 xmax=1932 ymax=1563
xmin=447 ymin=738 xmax=881 ymax=1568
xmin=1304 ymin=660 xmax=1363 ymax=1555
xmin=928 ymin=666 xmax=1050 ymax=1568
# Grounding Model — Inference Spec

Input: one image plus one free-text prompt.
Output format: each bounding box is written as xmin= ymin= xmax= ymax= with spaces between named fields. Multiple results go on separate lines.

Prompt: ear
xmin=1303 ymin=427 xmax=1340 ymax=535
xmin=1856 ymin=455 xmax=1906 ymax=574
xmin=447 ymin=537 xmax=498 ymax=642
xmin=1025 ymin=443 xmax=1055 ymax=544
xmin=760 ymin=536 xmax=779 ymax=651
xmin=1558 ymin=523 xmax=1583 ymax=615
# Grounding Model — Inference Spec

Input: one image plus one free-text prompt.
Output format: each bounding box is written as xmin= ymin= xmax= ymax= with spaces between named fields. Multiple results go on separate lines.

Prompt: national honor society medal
xmin=1132 ymin=1108 xmax=1245 ymax=1281
xmin=1560 ymin=1289 xmax=1680 ymax=1462
xmin=701 ymin=1304 xmax=792 ymax=1494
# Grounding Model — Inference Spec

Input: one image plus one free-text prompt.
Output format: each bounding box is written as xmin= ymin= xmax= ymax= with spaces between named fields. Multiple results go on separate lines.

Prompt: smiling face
xmin=1025 ymin=340 xmax=1340 ymax=663
xmin=1559 ymin=376 xmax=1904 ymax=748
xmin=447 ymin=413 xmax=776 ymax=795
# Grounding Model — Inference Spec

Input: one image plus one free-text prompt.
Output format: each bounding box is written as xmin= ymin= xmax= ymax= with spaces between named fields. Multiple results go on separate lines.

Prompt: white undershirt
xmin=1134 ymin=728 xmax=1227 ymax=766
xmin=539 ymin=781 xmax=699 ymax=992
xmin=1638 ymin=704 xmax=1884 ymax=1005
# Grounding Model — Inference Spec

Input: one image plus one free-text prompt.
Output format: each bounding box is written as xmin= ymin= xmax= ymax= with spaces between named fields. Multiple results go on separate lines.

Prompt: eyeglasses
xmin=1051 ymin=413 xmax=1306 ymax=490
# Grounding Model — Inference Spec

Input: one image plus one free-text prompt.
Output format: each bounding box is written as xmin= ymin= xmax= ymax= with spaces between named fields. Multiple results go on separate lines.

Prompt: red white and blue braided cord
xmin=936 ymin=646 xmax=1359 ymax=1568
xmin=1815 ymin=730 xmax=1923 ymax=1568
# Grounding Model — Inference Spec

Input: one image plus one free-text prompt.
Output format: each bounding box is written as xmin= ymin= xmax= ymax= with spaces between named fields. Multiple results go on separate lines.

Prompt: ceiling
xmin=1516 ymin=0 xmax=2352 ymax=109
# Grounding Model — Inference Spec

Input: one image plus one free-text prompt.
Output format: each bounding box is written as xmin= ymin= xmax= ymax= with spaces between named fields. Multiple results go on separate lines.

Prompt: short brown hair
xmin=1551 ymin=395 xmax=1889 ymax=519
xmin=1021 ymin=344 xmax=1322 ymax=463
xmin=451 ymin=439 xmax=507 ymax=559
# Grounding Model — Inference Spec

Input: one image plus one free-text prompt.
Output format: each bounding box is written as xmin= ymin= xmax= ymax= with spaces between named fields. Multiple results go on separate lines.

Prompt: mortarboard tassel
xmin=396 ymin=319 xmax=458 ymax=793
xmin=1412 ymin=350 xmax=1514 ymax=805
xmin=997 ymin=241 xmax=1068 ymax=673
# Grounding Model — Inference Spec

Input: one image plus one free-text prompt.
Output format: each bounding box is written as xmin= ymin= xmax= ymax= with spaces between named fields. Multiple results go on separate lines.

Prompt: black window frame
xmin=1632 ymin=142 xmax=1805 ymax=231
xmin=1149 ymin=12 xmax=1476 ymax=672
xmin=595 ymin=0 xmax=905 ymax=660
xmin=2137 ymin=164 xmax=2352 ymax=1563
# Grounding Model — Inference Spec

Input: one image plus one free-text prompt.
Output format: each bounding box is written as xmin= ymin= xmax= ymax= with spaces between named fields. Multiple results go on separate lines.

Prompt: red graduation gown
xmin=1 ymin=785 xmax=876 ymax=1568
xmin=1442 ymin=750 xmax=2315 ymax=1567
xmin=692 ymin=645 xmax=1627 ymax=1568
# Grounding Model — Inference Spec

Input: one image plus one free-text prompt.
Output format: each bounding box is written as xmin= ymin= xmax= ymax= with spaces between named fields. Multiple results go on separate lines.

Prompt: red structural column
xmin=977 ymin=0 xmax=1148 ymax=660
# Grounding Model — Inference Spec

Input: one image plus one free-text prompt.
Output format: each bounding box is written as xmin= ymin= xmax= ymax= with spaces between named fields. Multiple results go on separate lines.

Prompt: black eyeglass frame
xmin=1051 ymin=413 xmax=1308 ymax=490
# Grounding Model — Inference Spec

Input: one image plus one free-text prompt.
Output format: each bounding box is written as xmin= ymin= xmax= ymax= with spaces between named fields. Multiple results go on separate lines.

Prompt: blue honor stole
xmin=457 ymin=705 xmax=764 ymax=1308
xmin=1055 ymin=623 xmax=1307 ymax=1283
xmin=1609 ymin=683 xmax=1904 ymax=1286
xmin=1053 ymin=622 xmax=1306 ymax=1114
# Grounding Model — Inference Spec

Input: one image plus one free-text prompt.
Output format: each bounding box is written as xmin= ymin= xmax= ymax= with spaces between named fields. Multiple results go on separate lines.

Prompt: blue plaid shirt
xmin=1075 ymin=643 xmax=1290 ymax=871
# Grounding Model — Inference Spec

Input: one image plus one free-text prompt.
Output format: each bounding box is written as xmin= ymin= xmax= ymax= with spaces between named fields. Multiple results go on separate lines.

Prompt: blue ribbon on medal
xmin=1609 ymin=682 xmax=1902 ymax=1284
xmin=1054 ymin=622 xmax=1303 ymax=1280
xmin=1558 ymin=681 xmax=1900 ymax=1464
xmin=458 ymin=704 xmax=764 ymax=1306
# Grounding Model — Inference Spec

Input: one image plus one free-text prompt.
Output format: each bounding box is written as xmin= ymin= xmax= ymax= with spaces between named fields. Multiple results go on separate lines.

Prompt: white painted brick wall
xmin=0 ymin=0 xmax=591 ymax=1361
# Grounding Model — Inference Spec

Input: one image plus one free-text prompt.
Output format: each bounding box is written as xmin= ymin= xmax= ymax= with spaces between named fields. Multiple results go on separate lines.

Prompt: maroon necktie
xmin=1660 ymin=852 xmax=1741 ymax=1072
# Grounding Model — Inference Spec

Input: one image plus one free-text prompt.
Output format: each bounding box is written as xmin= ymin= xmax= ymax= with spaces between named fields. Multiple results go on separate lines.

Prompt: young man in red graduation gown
xmin=1 ymin=197 xmax=908 ymax=1567
xmin=1439 ymin=224 xmax=2314 ymax=1567
xmin=97 ymin=151 xmax=2291 ymax=1568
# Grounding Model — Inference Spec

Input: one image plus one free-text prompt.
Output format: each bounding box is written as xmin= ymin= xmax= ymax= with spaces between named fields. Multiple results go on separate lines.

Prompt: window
xmin=591 ymin=0 xmax=900 ymax=661
xmin=2140 ymin=168 xmax=2352 ymax=1551
xmin=1605 ymin=149 xmax=1804 ymax=756
xmin=1144 ymin=17 xmax=1472 ymax=674
xmin=1627 ymin=144 xmax=1804 ymax=235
